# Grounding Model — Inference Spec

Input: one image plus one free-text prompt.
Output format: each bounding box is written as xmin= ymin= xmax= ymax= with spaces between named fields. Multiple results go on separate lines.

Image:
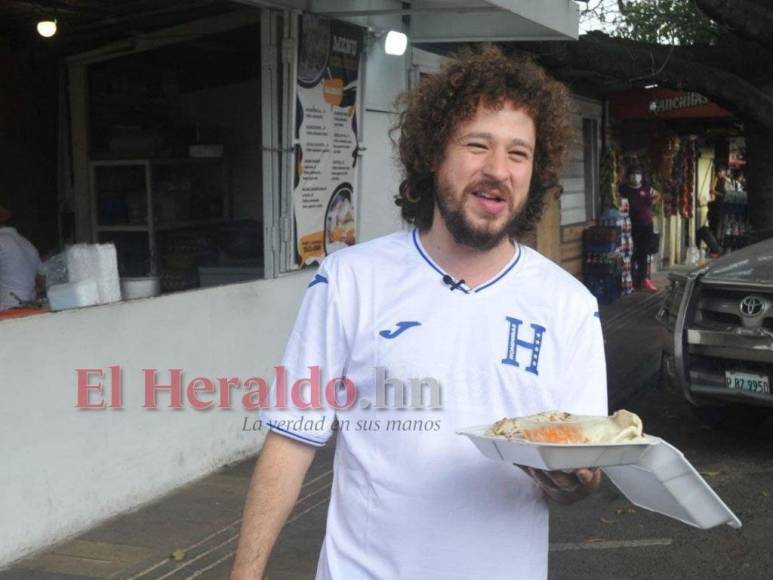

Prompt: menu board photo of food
xmin=293 ymin=14 xmax=363 ymax=266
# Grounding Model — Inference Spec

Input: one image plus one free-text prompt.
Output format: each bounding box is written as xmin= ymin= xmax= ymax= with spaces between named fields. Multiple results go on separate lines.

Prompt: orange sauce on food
xmin=524 ymin=424 xmax=585 ymax=444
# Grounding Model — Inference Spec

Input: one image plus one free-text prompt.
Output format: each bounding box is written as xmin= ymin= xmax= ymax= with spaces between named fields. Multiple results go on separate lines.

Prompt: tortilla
xmin=487 ymin=410 xmax=644 ymax=443
xmin=577 ymin=410 xmax=644 ymax=443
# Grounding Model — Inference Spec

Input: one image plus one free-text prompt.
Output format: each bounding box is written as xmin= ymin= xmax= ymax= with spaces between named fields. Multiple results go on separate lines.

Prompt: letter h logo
xmin=501 ymin=316 xmax=546 ymax=376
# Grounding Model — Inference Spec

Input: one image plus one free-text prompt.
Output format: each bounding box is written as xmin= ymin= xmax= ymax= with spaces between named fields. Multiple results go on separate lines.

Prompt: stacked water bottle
xmin=599 ymin=203 xmax=633 ymax=295
xmin=582 ymin=224 xmax=622 ymax=305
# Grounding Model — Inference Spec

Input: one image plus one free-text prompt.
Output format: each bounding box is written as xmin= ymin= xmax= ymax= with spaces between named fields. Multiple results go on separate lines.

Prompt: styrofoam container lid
xmin=458 ymin=427 xmax=742 ymax=530
xmin=603 ymin=438 xmax=741 ymax=530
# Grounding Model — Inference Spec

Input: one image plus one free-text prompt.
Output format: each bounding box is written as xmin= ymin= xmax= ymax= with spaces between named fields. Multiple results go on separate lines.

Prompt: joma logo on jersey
xmin=501 ymin=316 xmax=546 ymax=376
xmin=379 ymin=321 xmax=421 ymax=340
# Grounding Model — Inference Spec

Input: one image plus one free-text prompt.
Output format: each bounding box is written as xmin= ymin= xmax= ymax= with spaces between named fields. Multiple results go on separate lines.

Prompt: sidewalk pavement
xmin=2 ymin=269 xmax=673 ymax=580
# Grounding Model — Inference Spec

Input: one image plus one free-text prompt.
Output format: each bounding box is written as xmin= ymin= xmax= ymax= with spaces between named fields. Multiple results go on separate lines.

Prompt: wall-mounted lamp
xmin=384 ymin=30 xmax=408 ymax=56
xmin=36 ymin=19 xmax=57 ymax=38
xmin=368 ymin=28 xmax=408 ymax=56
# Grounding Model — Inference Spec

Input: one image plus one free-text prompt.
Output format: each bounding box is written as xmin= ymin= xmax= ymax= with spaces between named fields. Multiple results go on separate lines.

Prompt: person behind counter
xmin=712 ymin=164 xmax=732 ymax=201
xmin=730 ymin=167 xmax=746 ymax=194
xmin=0 ymin=205 xmax=43 ymax=310
xmin=695 ymin=164 xmax=724 ymax=257
xmin=696 ymin=164 xmax=745 ymax=257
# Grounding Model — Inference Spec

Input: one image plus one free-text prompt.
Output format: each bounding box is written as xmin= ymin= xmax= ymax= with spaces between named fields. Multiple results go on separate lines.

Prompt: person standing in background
xmin=619 ymin=164 xmax=659 ymax=292
xmin=705 ymin=164 xmax=731 ymax=248
xmin=0 ymin=205 xmax=42 ymax=310
xmin=695 ymin=162 xmax=727 ymax=258
xmin=730 ymin=167 xmax=745 ymax=193
xmin=712 ymin=164 xmax=732 ymax=201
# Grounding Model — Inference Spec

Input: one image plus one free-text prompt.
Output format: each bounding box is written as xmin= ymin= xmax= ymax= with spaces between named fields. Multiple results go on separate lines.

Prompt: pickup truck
xmin=657 ymin=239 xmax=773 ymax=429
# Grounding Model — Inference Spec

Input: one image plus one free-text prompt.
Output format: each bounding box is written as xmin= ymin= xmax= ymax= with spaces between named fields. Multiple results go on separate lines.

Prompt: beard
xmin=435 ymin=178 xmax=527 ymax=251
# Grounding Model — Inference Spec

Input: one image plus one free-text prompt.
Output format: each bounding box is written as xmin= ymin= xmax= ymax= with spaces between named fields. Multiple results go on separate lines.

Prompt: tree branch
xmin=602 ymin=34 xmax=745 ymax=74
xmin=516 ymin=34 xmax=773 ymax=128
xmin=695 ymin=0 xmax=773 ymax=50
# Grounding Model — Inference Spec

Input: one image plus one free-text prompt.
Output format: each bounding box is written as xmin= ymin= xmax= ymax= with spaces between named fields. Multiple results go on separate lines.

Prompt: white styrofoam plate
xmin=457 ymin=424 xmax=655 ymax=471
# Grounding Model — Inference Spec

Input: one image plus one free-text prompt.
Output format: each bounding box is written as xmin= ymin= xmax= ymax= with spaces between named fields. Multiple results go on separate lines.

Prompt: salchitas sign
xmin=610 ymin=88 xmax=732 ymax=120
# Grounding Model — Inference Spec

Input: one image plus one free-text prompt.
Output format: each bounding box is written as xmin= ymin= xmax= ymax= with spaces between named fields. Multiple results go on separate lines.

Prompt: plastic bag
xmin=41 ymin=252 xmax=68 ymax=288
xmin=685 ymin=245 xmax=700 ymax=267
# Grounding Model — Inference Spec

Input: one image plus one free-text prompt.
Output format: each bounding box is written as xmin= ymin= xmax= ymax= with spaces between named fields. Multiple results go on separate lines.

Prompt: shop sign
xmin=648 ymin=92 xmax=708 ymax=114
xmin=610 ymin=88 xmax=732 ymax=120
xmin=293 ymin=14 xmax=363 ymax=266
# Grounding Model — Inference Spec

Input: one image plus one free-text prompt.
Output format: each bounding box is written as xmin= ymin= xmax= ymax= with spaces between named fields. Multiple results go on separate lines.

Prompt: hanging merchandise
xmin=669 ymin=143 xmax=682 ymax=217
xmin=669 ymin=139 xmax=695 ymax=220
xmin=679 ymin=140 xmax=696 ymax=219
xmin=600 ymin=147 xmax=620 ymax=210
xmin=649 ymin=135 xmax=680 ymax=217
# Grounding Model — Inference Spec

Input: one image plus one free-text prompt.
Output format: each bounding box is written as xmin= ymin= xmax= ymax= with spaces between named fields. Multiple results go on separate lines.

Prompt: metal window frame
xmin=279 ymin=10 xmax=300 ymax=272
xmin=583 ymin=117 xmax=600 ymax=222
xmin=261 ymin=8 xmax=284 ymax=278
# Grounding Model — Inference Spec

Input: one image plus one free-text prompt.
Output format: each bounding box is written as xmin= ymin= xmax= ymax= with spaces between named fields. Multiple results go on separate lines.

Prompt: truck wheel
xmin=690 ymin=404 xmax=771 ymax=431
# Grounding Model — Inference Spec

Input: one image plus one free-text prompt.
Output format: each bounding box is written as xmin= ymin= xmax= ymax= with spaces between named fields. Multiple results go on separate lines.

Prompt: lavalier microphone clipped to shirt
xmin=442 ymin=274 xmax=466 ymax=292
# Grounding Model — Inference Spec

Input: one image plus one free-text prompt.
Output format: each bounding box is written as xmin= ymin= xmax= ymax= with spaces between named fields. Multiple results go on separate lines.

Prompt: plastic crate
xmin=583 ymin=225 xmax=621 ymax=243
xmin=584 ymin=274 xmax=621 ymax=305
xmin=583 ymin=260 xmax=621 ymax=277
xmin=584 ymin=241 xmax=619 ymax=254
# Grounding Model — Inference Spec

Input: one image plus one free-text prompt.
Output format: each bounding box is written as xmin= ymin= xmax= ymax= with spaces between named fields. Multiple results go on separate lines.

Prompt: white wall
xmin=357 ymin=29 xmax=409 ymax=242
xmin=0 ymin=270 xmax=311 ymax=567
xmin=560 ymin=96 xmax=603 ymax=226
xmin=358 ymin=110 xmax=405 ymax=242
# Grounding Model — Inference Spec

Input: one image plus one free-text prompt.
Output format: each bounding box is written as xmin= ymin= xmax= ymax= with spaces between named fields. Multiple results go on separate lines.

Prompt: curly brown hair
xmin=394 ymin=44 xmax=573 ymax=235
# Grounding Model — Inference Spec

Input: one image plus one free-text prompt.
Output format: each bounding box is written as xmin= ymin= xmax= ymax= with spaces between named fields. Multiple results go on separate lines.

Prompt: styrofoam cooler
xmin=47 ymin=280 xmax=100 ymax=311
xmin=65 ymin=243 xmax=121 ymax=305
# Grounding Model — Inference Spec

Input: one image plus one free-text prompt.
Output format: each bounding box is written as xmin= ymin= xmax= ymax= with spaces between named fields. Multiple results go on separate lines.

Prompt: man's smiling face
xmin=433 ymin=100 xmax=536 ymax=251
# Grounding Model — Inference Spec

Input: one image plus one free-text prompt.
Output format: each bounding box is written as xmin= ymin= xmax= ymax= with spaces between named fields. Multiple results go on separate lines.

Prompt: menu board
xmin=293 ymin=14 xmax=363 ymax=266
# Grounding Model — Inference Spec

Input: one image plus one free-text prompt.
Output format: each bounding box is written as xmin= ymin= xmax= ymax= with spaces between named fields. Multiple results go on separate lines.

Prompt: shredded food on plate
xmin=486 ymin=410 xmax=645 ymax=444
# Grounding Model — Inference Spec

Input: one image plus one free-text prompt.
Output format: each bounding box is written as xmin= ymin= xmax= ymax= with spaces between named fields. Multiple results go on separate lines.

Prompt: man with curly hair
xmin=232 ymin=45 xmax=607 ymax=580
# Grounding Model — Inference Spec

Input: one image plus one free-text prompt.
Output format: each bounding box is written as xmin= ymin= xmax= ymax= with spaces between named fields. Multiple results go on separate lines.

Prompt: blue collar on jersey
xmin=411 ymin=229 xmax=522 ymax=293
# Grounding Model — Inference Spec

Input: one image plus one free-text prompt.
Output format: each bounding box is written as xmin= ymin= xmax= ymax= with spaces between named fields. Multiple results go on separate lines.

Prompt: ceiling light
xmin=37 ymin=19 xmax=57 ymax=38
xmin=384 ymin=30 xmax=407 ymax=56
xmin=644 ymin=83 xmax=658 ymax=89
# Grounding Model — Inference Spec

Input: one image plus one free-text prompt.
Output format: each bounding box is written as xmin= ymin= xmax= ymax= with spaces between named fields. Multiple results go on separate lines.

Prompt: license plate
xmin=725 ymin=370 xmax=770 ymax=394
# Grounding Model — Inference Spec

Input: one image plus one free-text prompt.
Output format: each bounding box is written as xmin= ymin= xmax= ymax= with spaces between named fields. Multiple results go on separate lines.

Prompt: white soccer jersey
xmin=261 ymin=229 xmax=607 ymax=580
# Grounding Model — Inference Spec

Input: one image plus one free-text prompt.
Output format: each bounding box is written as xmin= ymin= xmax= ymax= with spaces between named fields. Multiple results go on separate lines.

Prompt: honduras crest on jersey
xmin=501 ymin=316 xmax=546 ymax=376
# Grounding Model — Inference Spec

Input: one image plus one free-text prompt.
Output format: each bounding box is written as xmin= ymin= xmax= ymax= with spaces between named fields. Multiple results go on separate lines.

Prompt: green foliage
xmin=614 ymin=0 xmax=718 ymax=44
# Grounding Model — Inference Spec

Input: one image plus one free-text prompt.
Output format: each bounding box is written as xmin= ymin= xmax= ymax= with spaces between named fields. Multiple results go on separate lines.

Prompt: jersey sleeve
xmin=260 ymin=259 xmax=351 ymax=447
xmin=558 ymin=300 xmax=608 ymax=416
